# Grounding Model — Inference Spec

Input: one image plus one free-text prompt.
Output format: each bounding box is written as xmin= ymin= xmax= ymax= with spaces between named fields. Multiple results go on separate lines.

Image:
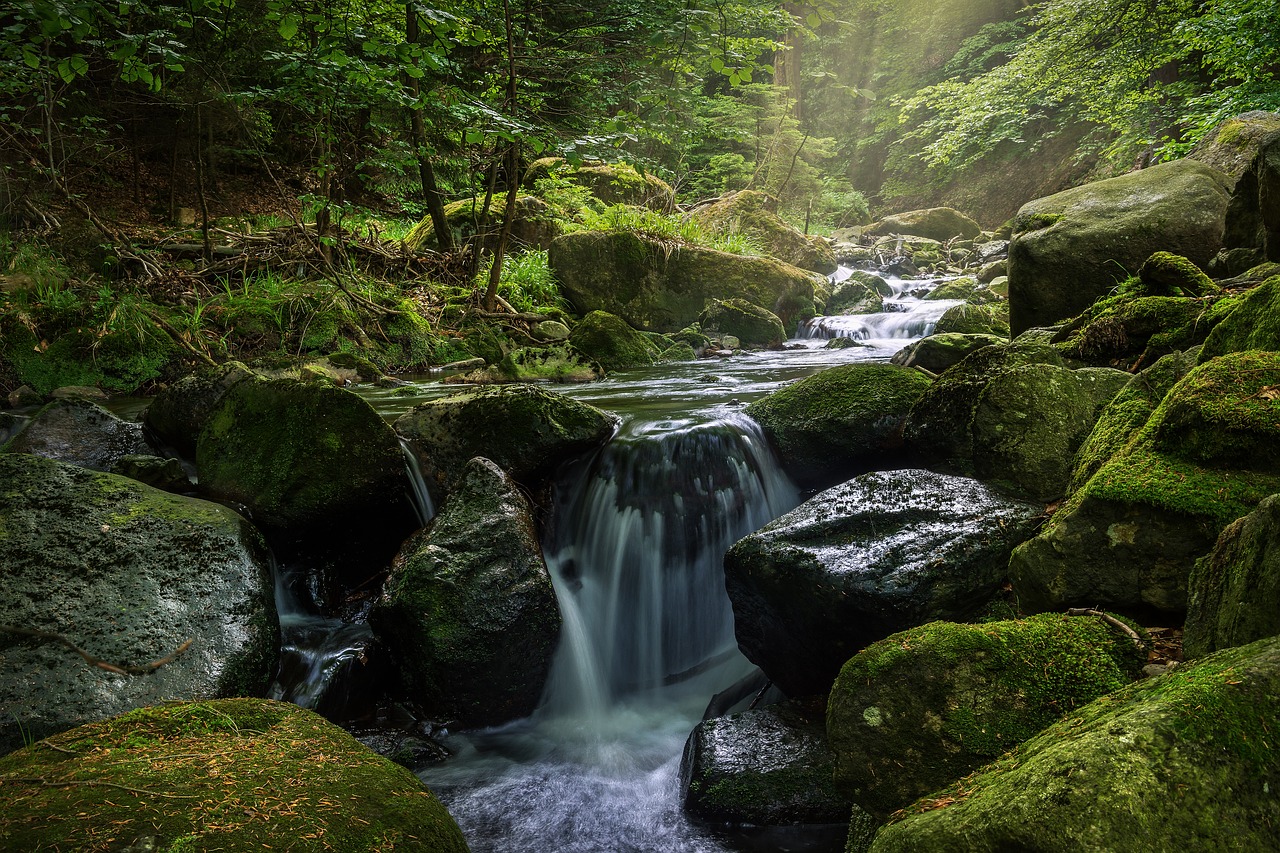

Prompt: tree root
xmin=0 ymin=625 xmax=193 ymax=676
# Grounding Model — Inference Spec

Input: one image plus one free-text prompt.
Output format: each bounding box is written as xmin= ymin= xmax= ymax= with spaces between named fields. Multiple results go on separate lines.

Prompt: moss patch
xmin=0 ymin=699 xmax=468 ymax=852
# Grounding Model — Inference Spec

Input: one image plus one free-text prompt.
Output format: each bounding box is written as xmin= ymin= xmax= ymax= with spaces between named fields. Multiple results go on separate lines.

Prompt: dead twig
xmin=1065 ymin=608 xmax=1146 ymax=648
xmin=0 ymin=625 xmax=194 ymax=676
xmin=0 ymin=776 xmax=200 ymax=799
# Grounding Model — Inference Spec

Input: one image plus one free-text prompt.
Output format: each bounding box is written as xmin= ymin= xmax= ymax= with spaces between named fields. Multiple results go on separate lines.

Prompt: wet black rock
xmin=2 ymin=397 xmax=151 ymax=472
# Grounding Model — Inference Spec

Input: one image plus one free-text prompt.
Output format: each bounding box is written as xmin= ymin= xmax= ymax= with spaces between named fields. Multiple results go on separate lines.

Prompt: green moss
xmin=0 ymin=699 xmax=468 ymax=853
xmin=1137 ymin=251 xmax=1219 ymax=297
xmin=568 ymin=310 xmax=659 ymax=372
xmin=1199 ymin=275 xmax=1280 ymax=360
xmin=699 ymin=298 xmax=786 ymax=347
xmin=1051 ymin=293 xmax=1233 ymax=366
xmin=933 ymin=302 xmax=1009 ymax=336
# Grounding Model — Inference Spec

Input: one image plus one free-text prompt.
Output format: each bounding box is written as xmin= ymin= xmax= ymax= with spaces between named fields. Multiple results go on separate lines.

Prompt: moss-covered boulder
xmin=681 ymin=700 xmax=858 ymax=826
xmin=403 ymin=193 xmax=562 ymax=252
xmin=1 ymin=397 xmax=152 ymax=472
xmin=932 ymin=302 xmax=1009 ymax=337
xmin=394 ymin=383 xmax=617 ymax=498
xmin=699 ymin=298 xmax=787 ymax=348
xmin=690 ymin=190 xmax=838 ymax=274
xmin=1010 ymin=351 xmax=1280 ymax=618
xmin=1187 ymin=111 xmax=1280 ymax=261
xmin=196 ymin=377 xmax=409 ymax=532
xmin=1138 ymin=251 xmax=1220 ymax=297
xmin=0 ymin=699 xmax=468 ymax=851
xmin=890 ymin=333 xmax=1004 ymax=374
xmin=867 ymin=208 xmax=982 ymax=242
xmin=745 ymin=364 xmax=933 ymax=488
xmin=370 ymin=458 xmax=560 ymax=727
xmin=1008 ymin=159 xmax=1232 ymax=334
xmin=144 ymin=362 xmax=256 ymax=457
xmin=525 ymin=157 xmax=674 ymax=211
xmin=549 ymin=230 xmax=821 ymax=332
xmin=867 ymin=637 xmax=1280 ymax=852
xmin=1184 ymin=495 xmax=1280 ymax=658
xmin=0 ymin=454 xmax=277 ymax=752
xmin=828 ymin=614 xmax=1145 ymax=820
xmin=1198 ymin=274 xmax=1280 ymax=360
xmin=825 ymin=273 xmax=891 ymax=316
xmin=923 ymin=276 xmax=999 ymax=304
xmin=724 ymin=470 xmax=1043 ymax=697
xmin=444 ymin=344 xmax=603 ymax=385
xmin=568 ymin=309 xmax=661 ymax=371
xmin=970 ymin=364 xmax=1131 ymax=501
xmin=1050 ymin=293 xmax=1237 ymax=368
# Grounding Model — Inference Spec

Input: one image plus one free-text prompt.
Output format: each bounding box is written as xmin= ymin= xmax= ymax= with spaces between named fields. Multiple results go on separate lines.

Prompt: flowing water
xmin=274 ymin=268 xmax=951 ymax=851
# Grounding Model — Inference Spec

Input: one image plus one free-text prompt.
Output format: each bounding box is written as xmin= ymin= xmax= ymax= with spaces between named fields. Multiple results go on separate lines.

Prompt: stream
xmin=273 ymin=271 xmax=956 ymax=852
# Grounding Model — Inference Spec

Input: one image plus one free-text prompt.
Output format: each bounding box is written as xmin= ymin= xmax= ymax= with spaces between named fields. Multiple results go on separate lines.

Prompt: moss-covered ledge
xmin=0 ymin=699 xmax=469 ymax=852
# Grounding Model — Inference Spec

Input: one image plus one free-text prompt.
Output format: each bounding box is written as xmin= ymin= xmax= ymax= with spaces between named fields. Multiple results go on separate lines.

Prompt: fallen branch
xmin=0 ymin=776 xmax=199 ymax=799
xmin=0 ymin=625 xmax=193 ymax=675
xmin=1065 ymin=608 xmax=1146 ymax=648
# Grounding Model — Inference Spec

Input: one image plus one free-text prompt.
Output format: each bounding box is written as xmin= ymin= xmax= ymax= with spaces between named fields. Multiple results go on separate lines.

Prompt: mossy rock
xmin=1198 ymin=274 xmax=1280 ymax=360
xmin=144 ymin=364 xmax=257 ymax=458
xmin=828 ymin=613 xmax=1146 ymax=819
xmin=2 ymin=397 xmax=152 ymax=473
xmin=970 ymin=364 xmax=1130 ymax=501
xmin=370 ymin=458 xmax=560 ymax=727
xmin=745 ymin=364 xmax=933 ymax=488
xmin=525 ymin=157 xmax=674 ymax=211
xmin=1009 ymin=159 xmax=1232 ymax=334
xmin=1138 ymin=251 xmax=1220 ymax=297
xmin=1185 ymin=494 xmax=1280 ymax=659
xmin=933 ymin=302 xmax=1009 ymax=337
xmin=393 ymin=383 xmax=617 ymax=497
xmin=659 ymin=341 xmax=699 ymax=361
xmin=196 ymin=376 xmax=409 ymax=532
xmin=568 ymin=309 xmax=660 ymax=371
xmin=825 ymin=275 xmax=888 ymax=316
xmin=690 ymin=190 xmax=838 ymax=274
xmin=0 ymin=318 xmax=175 ymax=396
xmin=890 ymin=333 xmax=1004 ymax=374
xmin=1051 ymin=293 xmax=1237 ymax=368
xmin=903 ymin=338 xmax=1065 ymax=474
xmin=681 ymin=699 xmax=857 ymax=826
xmin=402 ymin=193 xmax=562 ymax=252
xmin=549 ymin=230 xmax=820 ymax=332
xmin=1067 ymin=349 xmax=1199 ymax=495
xmin=867 ymin=207 xmax=982 ymax=242
xmin=445 ymin=344 xmax=602 ymax=385
xmin=1010 ymin=351 xmax=1280 ymax=618
xmin=0 ymin=698 xmax=468 ymax=851
xmin=923 ymin=276 xmax=999 ymax=304
xmin=867 ymin=637 xmax=1280 ymax=852
xmin=699 ymin=298 xmax=787 ymax=348
xmin=0 ymin=454 xmax=277 ymax=752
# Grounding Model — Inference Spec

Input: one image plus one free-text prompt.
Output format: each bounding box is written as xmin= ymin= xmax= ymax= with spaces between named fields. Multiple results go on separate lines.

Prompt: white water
xmin=799 ymin=273 xmax=961 ymax=343
xmin=421 ymin=416 xmax=799 ymax=852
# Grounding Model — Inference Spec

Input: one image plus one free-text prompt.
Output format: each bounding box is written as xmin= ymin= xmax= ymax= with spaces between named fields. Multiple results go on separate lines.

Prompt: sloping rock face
xmin=690 ymin=190 xmax=837 ymax=274
xmin=867 ymin=637 xmax=1280 ymax=853
xmin=745 ymin=364 xmax=932 ymax=488
xmin=1187 ymin=111 xmax=1280 ymax=266
xmin=724 ymin=470 xmax=1043 ymax=696
xmin=0 ymin=454 xmax=277 ymax=753
xmin=370 ymin=458 xmax=560 ymax=727
xmin=866 ymin=207 xmax=981 ymax=241
xmin=1008 ymin=159 xmax=1231 ymax=334
xmin=1050 ymin=293 xmax=1238 ymax=368
xmin=827 ymin=614 xmax=1145 ymax=819
xmin=2 ymin=398 xmax=151 ymax=472
xmin=1198 ymin=274 xmax=1280 ymax=360
xmin=0 ymin=699 xmax=469 ymax=852
xmin=196 ymin=377 xmax=408 ymax=532
xmin=1184 ymin=494 xmax=1280 ymax=658
xmin=144 ymin=361 xmax=256 ymax=456
xmin=1010 ymin=351 xmax=1280 ymax=619
xmin=549 ymin=230 xmax=821 ymax=332
xmin=890 ymin=333 xmax=1004 ymax=374
xmin=681 ymin=700 xmax=854 ymax=827
xmin=394 ymin=383 xmax=617 ymax=496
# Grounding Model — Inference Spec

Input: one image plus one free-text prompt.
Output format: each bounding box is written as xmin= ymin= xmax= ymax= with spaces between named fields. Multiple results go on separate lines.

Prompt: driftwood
xmin=0 ymin=624 xmax=193 ymax=676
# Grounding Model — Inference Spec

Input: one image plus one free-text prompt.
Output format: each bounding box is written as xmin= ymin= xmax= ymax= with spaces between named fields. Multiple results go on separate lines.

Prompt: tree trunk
xmin=405 ymin=3 xmax=453 ymax=251
xmin=483 ymin=0 xmax=521 ymax=312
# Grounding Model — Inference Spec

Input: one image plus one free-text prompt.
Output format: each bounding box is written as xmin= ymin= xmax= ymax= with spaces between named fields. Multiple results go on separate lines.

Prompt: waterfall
xmin=539 ymin=414 xmax=799 ymax=724
xmin=401 ymin=437 xmax=436 ymax=526
xmin=800 ymin=272 xmax=962 ymax=342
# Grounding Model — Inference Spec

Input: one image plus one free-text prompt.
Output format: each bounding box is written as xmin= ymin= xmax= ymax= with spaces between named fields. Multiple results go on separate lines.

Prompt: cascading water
xmin=420 ymin=414 xmax=799 ymax=852
xmin=799 ymin=271 xmax=962 ymax=342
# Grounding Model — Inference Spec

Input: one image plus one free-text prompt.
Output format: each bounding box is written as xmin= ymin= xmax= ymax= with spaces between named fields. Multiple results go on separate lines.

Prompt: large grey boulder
xmin=681 ymin=700 xmax=856 ymax=826
xmin=549 ymin=230 xmax=821 ymax=332
xmin=394 ymin=384 xmax=617 ymax=497
xmin=724 ymin=470 xmax=1043 ymax=696
xmin=1188 ymin=111 xmax=1280 ymax=264
xmin=2 ymin=398 xmax=151 ymax=472
xmin=1184 ymin=494 xmax=1280 ymax=658
xmin=196 ymin=376 xmax=408 ymax=532
xmin=867 ymin=207 xmax=982 ymax=242
xmin=0 ymin=453 xmax=277 ymax=753
xmin=370 ymin=458 xmax=560 ymax=727
xmin=867 ymin=637 xmax=1280 ymax=852
xmin=1008 ymin=159 xmax=1231 ymax=334
xmin=827 ymin=613 xmax=1145 ymax=819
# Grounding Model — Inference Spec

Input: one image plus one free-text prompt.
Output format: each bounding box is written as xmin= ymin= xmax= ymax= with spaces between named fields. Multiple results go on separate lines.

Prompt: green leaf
xmin=806 ymin=12 xmax=821 ymax=28
xmin=22 ymin=48 xmax=40 ymax=70
xmin=465 ymin=129 xmax=484 ymax=144
xmin=278 ymin=14 xmax=298 ymax=41
xmin=710 ymin=56 xmax=724 ymax=73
